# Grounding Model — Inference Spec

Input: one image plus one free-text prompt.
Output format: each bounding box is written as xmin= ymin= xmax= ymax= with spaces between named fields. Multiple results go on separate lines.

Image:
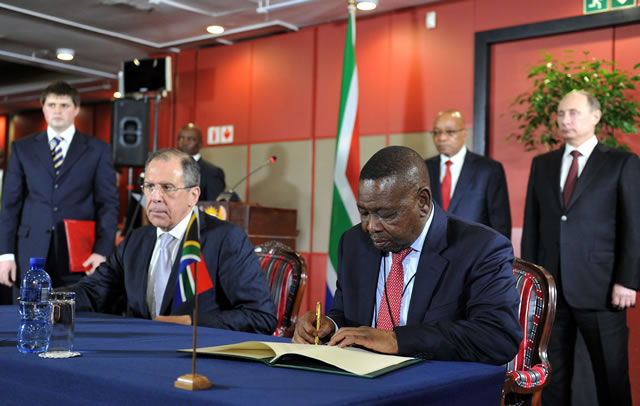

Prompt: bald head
xmin=433 ymin=109 xmax=468 ymax=157
xmin=360 ymin=145 xmax=430 ymax=191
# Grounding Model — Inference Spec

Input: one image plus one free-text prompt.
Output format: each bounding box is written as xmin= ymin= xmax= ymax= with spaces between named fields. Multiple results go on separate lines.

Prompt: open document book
xmin=179 ymin=341 xmax=421 ymax=378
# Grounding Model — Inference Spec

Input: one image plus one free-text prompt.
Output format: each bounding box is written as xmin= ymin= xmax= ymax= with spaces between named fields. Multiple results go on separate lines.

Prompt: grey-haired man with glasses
xmin=424 ymin=109 xmax=512 ymax=238
xmin=65 ymin=149 xmax=276 ymax=333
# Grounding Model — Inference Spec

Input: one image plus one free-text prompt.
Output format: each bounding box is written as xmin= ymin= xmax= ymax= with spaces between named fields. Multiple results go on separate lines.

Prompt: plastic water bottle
xmin=17 ymin=257 xmax=52 ymax=354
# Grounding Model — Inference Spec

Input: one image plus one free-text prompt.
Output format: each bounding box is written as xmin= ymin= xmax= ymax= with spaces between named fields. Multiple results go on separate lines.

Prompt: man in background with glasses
xmin=424 ymin=110 xmax=511 ymax=238
xmin=65 ymin=149 xmax=276 ymax=332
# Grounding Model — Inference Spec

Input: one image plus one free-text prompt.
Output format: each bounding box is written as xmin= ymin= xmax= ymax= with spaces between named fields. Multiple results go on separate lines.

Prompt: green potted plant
xmin=506 ymin=50 xmax=640 ymax=151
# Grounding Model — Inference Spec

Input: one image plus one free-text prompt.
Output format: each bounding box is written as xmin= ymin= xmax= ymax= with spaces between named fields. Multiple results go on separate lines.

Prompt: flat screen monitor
xmin=121 ymin=56 xmax=172 ymax=94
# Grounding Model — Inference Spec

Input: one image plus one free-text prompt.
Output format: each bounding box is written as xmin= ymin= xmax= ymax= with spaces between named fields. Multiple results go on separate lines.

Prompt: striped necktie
xmin=51 ymin=136 xmax=64 ymax=173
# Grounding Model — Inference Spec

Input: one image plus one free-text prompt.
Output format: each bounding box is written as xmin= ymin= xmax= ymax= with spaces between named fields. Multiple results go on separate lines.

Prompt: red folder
xmin=63 ymin=219 xmax=96 ymax=273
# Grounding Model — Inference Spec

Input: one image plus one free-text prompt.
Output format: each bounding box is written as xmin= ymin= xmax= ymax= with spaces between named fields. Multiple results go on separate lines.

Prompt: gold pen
xmin=315 ymin=301 xmax=321 ymax=345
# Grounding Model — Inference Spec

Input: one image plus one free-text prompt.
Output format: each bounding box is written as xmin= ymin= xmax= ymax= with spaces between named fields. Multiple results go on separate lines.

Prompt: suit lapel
xmin=58 ymin=131 xmax=88 ymax=178
xmin=549 ymin=148 xmax=564 ymax=209
xmin=448 ymin=153 xmax=476 ymax=213
xmin=130 ymin=227 xmax=157 ymax=318
xmin=566 ymin=144 xmax=607 ymax=209
xmin=407 ymin=205 xmax=449 ymax=324
xmin=33 ymin=132 xmax=56 ymax=178
xmin=360 ymin=241 xmax=384 ymax=326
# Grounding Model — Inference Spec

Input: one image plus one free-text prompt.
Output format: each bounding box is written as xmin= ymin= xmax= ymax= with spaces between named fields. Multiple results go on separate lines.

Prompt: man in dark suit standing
xmin=425 ymin=110 xmax=511 ymax=238
xmin=177 ymin=123 xmax=226 ymax=201
xmin=522 ymin=90 xmax=639 ymax=406
xmin=0 ymin=81 xmax=119 ymax=292
xmin=66 ymin=149 xmax=276 ymax=333
xmin=293 ymin=146 xmax=521 ymax=365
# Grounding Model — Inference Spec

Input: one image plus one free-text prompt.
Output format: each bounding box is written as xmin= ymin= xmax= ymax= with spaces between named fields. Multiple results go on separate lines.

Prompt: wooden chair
xmin=254 ymin=240 xmax=307 ymax=338
xmin=502 ymin=258 xmax=557 ymax=406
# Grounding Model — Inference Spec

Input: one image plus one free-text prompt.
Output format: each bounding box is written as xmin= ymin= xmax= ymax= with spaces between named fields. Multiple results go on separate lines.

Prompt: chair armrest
xmin=505 ymin=363 xmax=550 ymax=393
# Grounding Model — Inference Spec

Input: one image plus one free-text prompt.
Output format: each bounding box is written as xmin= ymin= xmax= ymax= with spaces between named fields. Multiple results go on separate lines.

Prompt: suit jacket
xmin=198 ymin=158 xmax=226 ymax=201
xmin=68 ymin=212 xmax=277 ymax=334
xmin=522 ymin=143 xmax=640 ymax=309
xmin=0 ymin=131 xmax=119 ymax=280
xmin=425 ymin=151 xmax=511 ymax=238
xmin=329 ymin=204 xmax=522 ymax=365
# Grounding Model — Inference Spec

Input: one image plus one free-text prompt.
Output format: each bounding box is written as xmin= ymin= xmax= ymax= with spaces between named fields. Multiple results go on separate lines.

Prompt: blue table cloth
xmin=0 ymin=305 xmax=505 ymax=405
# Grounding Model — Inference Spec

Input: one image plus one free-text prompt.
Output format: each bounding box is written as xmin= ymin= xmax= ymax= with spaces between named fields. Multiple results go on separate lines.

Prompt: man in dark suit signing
xmin=425 ymin=110 xmax=511 ymax=238
xmin=293 ymin=146 xmax=521 ymax=365
xmin=66 ymin=149 xmax=276 ymax=333
xmin=177 ymin=123 xmax=226 ymax=201
xmin=0 ymin=81 xmax=119 ymax=292
xmin=522 ymin=90 xmax=639 ymax=406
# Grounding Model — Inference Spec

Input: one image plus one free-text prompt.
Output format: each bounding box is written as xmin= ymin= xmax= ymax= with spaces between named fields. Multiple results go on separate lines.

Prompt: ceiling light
xmin=356 ymin=0 xmax=378 ymax=11
xmin=206 ymin=25 xmax=225 ymax=35
xmin=56 ymin=48 xmax=74 ymax=61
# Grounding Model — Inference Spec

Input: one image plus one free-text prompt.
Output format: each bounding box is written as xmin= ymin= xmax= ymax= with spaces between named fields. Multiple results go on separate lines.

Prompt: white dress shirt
xmin=560 ymin=136 xmax=598 ymax=191
xmin=371 ymin=203 xmax=435 ymax=327
xmin=439 ymin=146 xmax=467 ymax=200
xmin=145 ymin=210 xmax=192 ymax=317
xmin=47 ymin=124 xmax=76 ymax=158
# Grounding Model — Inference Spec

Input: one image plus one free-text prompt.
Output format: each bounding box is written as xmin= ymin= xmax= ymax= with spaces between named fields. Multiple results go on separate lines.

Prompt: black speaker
xmin=111 ymin=99 xmax=149 ymax=167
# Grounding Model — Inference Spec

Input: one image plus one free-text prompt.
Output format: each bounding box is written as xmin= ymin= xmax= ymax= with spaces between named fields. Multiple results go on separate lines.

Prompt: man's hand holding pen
xmin=292 ymin=310 xmax=335 ymax=345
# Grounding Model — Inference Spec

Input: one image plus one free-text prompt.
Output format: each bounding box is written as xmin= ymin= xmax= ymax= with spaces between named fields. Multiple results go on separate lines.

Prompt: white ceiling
xmin=0 ymin=0 xmax=440 ymax=108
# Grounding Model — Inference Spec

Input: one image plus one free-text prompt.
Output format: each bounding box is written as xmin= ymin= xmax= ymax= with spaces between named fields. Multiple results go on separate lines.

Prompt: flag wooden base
xmin=174 ymin=373 xmax=212 ymax=391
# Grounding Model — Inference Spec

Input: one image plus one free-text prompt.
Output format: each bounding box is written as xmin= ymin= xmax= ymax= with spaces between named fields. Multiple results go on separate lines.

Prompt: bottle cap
xmin=29 ymin=257 xmax=45 ymax=267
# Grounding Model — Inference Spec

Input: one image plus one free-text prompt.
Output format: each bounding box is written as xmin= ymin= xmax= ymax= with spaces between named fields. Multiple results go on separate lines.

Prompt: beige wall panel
xmin=360 ymin=135 xmax=387 ymax=169
xmin=249 ymin=141 xmax=312 ymax=252
xmin=200 ymin=145 xmax=248 ymax=201
xmin=389 ymin=131 xmax=434 ymax=158
xmin=313 ymin=138 xmax=336 ymax=253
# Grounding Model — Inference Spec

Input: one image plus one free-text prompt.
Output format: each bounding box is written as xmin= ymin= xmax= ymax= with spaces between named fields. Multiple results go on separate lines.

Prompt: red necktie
xmin=377 ymin=248 xmax=413 ymax=331
xmin=563 ymin=150 xmax=580 ymax=208
xmin=441 ymin=160 xmax=453 ymax=211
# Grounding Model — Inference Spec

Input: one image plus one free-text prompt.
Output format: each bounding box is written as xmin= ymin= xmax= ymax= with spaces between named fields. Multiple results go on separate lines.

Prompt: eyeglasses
xmin=432 ymin=128 xmax=464 ymax=137
xmin=140 ymin=183 xmax=196 ymax=195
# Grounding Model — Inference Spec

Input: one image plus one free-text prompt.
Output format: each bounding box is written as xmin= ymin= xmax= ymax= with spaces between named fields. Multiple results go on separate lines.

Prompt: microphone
xmin=216 ymin=155 xmax=277 ymax=202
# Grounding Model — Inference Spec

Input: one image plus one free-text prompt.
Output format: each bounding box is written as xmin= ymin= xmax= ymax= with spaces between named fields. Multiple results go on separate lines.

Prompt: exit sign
xmin=584 ymin=0 xmax=636 ymax=13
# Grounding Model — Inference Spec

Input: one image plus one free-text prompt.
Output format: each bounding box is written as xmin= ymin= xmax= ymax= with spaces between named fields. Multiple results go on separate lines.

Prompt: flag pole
xmin=175 ymin=210 xmax=211 ymax=391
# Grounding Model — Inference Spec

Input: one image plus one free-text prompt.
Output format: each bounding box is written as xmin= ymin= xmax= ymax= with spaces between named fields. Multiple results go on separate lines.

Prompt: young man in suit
xmin=0 ymin=81 xmax=119 ymax=292
xmin=425 ymin=110 xmax=511 ymax=238
xmin=66 ymin=149 xmax=276 ymax=333
xmin=177 ymin=123 xmax=226 ymax=201
xmin=522 ymin=90 xmax=639 ymax=406
xmin=293 ymin=146 xmax=521 ymax=365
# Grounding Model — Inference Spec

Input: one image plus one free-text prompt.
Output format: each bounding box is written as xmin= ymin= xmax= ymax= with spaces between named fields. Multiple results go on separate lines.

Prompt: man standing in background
xmin=425 ymin=109 xmax=511 ymax=238
xmin=177 ymin=123 xmax=226 ymax=201
xmin=522 ymin=90 xmax=639 ymax=406
xmin=0 ymin=81 xmax=119 ymax=294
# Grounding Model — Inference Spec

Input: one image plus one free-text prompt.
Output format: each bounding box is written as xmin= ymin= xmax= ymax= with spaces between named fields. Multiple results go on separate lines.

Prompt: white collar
xmin=156 ymin=208 xmax=196 ymax=242
xmin=439 ymin=145 xmax=467 ymax=166
xmin=47 ymin=125 xmax=76 ymax=143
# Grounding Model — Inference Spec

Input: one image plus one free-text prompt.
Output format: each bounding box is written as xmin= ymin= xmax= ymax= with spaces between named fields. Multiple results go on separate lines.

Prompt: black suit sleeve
xmin=615 ymin=153 xmax=640 ymax=290
xmin=521 ymin=158 xmax=539 ymax=263
xmin=92 ymin=141 xmax=120 ymax=256
xmin=487 ymin=161 xmax=512 ymax=239
xmin=64 ymin=239 xmax=127 ymax=313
